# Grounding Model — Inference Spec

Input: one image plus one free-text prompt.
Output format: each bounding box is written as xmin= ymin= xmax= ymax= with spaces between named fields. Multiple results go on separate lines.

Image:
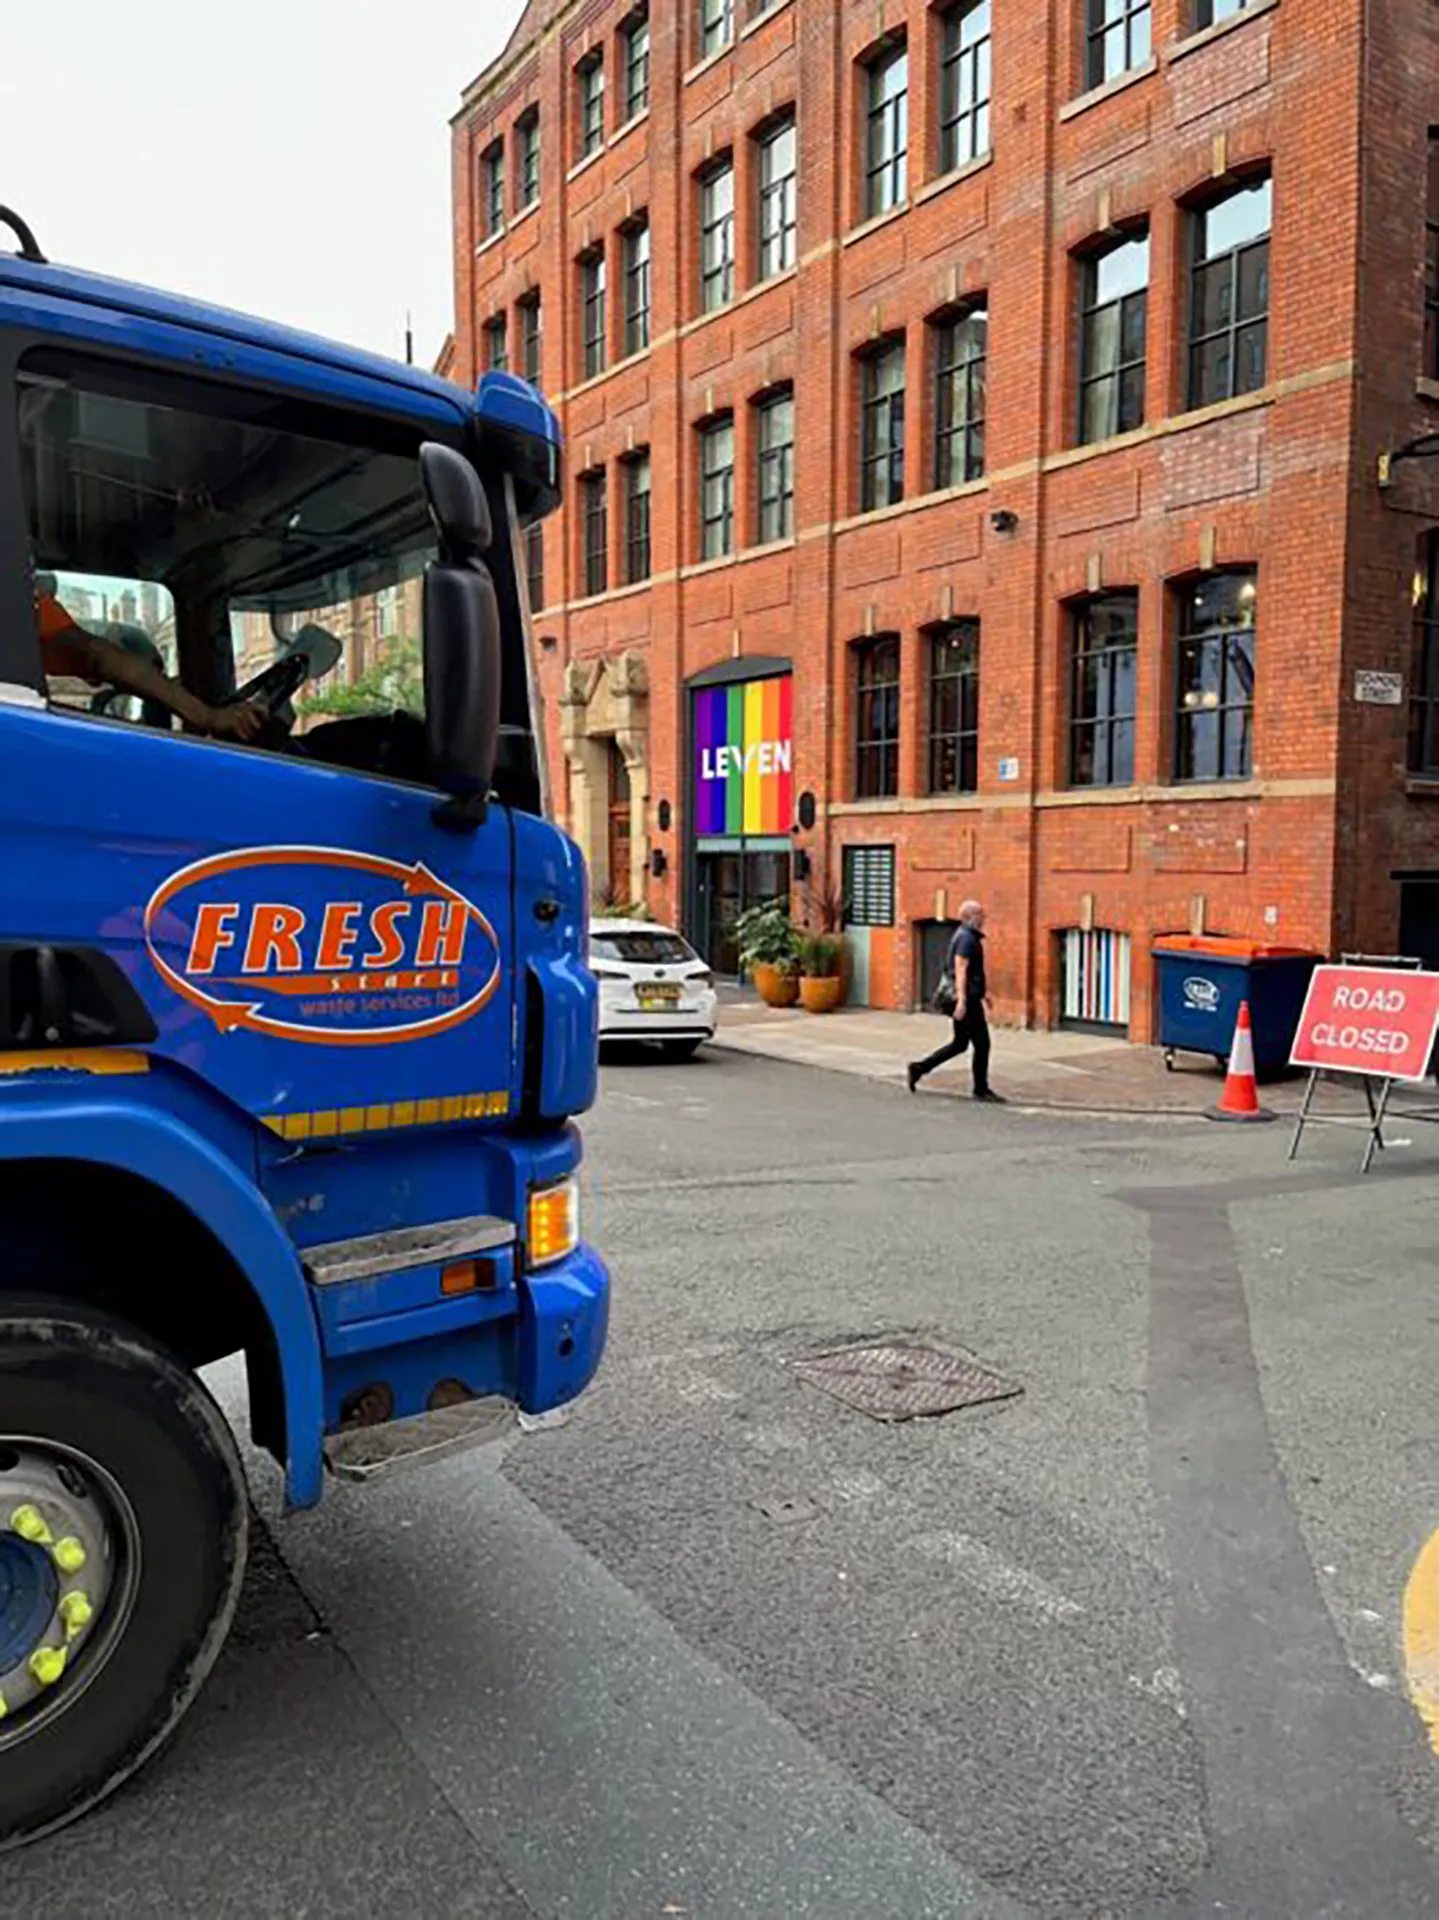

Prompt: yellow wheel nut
xmin=52 ymin=1537 xmax=86 ymax=1575
xmin=28 ymin=1645 xmax=67 ymax=1687
xmin=0 ymin=1692 xmax=7 ymax=1719
xmin=59 ymin=1591 xmax=93 ymax=1639
xmin=10 ymin=1505 xmax=53 ymax=1546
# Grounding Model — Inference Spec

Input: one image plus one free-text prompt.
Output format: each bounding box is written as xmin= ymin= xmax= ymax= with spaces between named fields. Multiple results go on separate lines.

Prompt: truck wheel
xmin=0 ymin=1300 xmax=248 ymax=1851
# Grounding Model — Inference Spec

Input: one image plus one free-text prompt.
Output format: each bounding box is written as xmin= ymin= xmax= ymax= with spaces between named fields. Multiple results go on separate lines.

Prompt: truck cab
xmin=0 ymin=210 xmax=607 ymax=1848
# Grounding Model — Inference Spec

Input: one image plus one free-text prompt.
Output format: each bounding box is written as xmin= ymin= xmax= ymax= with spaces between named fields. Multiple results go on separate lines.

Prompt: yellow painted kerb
xmin=1402 ymin=1530 xmax=1439 ymax=1753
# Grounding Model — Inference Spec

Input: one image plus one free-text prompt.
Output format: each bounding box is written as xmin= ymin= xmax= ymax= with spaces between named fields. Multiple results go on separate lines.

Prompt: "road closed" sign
xmin=1290 ymin=966 xmax=1439 ymax=1082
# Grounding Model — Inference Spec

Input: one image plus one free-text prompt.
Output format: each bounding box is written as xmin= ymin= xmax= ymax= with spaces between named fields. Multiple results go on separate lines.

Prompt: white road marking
xmin=831 ymin=1469 xmax=885 ymax=1504
xmin=910 ymin=1530 xmax=1084 ymax=1623
xmin=674 ymin=1373 xmax=742 ymax=1405
xmin=740 ymin=1421 xmax=808 ymax=1455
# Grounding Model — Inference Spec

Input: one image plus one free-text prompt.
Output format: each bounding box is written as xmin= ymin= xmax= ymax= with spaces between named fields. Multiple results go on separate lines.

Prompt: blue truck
xmin=0 ymin=207 xmax=608 ymax=1847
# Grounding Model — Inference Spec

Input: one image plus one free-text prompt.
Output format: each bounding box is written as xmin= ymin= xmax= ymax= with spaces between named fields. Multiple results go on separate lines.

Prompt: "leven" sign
xmin=694 ymin=675 xmax=794 ymax=836
xmin=697 ymin=739 xmax=792 ymax=781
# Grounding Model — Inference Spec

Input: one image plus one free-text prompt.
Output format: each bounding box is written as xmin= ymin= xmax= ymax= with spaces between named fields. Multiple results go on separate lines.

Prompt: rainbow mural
xmin=693 ymin=675 xmax=794 ymax=835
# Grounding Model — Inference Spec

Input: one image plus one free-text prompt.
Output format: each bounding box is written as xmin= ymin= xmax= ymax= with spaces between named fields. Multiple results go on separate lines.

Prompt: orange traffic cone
xmin=1207 ymin=999 xmax=1275 ymax=1123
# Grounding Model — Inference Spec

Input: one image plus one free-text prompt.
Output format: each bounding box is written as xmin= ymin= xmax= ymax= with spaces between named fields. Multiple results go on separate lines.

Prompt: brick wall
xmin=1340 ymin=0 xmax=1439 ymax=959
xmin=450 ymin=0 xmax=1428 ymax=1034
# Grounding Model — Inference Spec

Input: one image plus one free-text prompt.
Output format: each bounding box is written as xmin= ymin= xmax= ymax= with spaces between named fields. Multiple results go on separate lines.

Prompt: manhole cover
xmin=792 ymin=1343 xmax=1020 ymax=1423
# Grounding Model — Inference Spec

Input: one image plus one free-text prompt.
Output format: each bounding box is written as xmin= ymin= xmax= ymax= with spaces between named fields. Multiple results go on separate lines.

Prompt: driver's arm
xmin=75 ymin=633 xmax=263 ymax=742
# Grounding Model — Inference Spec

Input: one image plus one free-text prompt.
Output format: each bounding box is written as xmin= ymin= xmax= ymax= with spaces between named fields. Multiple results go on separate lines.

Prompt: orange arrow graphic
xmin=209 ymin=1002 xmax=263 ymax=1034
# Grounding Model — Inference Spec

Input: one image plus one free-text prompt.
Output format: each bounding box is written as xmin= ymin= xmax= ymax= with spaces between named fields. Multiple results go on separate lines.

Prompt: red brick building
xmin=451 ymin=0 xmax=1439 ymax=1037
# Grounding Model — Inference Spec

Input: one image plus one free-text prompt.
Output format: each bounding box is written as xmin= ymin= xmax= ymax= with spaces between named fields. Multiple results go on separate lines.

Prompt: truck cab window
xmin=37 ymin=568 xmax=178 ymax=727
xmin=17 ymin=352 xmax=439 ymax=781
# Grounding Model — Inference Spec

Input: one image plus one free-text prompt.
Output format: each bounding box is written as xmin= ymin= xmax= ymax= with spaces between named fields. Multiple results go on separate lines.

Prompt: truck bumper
xmin=310 ymin=1243 xmax=609 ymax=1492
xmin=518 ymin=1240 xmax=609 ymax=1414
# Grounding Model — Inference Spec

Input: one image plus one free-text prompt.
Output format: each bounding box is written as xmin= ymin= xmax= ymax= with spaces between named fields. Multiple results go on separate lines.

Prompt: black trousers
xmin=912 ymin=1003 xmax=992 ymax=1093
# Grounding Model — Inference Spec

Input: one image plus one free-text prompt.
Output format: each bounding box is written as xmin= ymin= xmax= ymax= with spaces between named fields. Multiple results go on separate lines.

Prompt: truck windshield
xmin=17 ymin=349 xmax=447 ymax=771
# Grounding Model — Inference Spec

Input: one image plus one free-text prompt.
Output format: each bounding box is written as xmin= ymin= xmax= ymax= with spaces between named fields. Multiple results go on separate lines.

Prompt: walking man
xmin=907 ymin=900 xmax=1003 ymax=1102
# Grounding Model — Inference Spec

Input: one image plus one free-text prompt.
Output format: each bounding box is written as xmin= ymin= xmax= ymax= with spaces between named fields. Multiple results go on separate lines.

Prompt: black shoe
xmin=906 ymin=1063 xmax=921 ymax=1094
xmin=972 ymin=1088 xmax=1006 ymax=1103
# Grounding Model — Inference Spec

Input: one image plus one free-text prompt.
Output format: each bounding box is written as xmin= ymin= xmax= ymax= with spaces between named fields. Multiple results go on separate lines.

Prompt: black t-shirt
xmin=948 ymin=925 xmax=986 ymax=1004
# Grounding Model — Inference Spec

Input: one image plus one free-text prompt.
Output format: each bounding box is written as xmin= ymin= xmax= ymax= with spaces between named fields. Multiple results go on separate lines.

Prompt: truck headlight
xmin=528 ymin=1177 xmax=579 ymax=1266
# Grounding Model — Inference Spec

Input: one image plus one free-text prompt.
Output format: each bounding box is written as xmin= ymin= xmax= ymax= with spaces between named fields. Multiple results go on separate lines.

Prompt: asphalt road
xmin=10 ymin=1047 xmax=1439 ymax=1917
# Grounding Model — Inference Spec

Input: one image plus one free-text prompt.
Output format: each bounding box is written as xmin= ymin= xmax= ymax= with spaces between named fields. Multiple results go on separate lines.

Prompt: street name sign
xmin=1354 ymin=670 xmax=1404 ymax=706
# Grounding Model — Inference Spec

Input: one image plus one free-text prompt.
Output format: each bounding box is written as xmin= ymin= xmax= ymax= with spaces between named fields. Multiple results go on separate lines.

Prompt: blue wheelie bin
xmin=1151 ymin=936 xmax=1320 ymax=1076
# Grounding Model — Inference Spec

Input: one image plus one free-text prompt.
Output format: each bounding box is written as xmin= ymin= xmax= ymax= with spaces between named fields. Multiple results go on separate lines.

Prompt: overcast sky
xmin=3 ymin=0 xmax=519 ymax=367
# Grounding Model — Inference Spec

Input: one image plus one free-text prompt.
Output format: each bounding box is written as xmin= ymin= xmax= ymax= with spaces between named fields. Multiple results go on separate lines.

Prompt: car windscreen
xmin=593 ymin=932 xmax=696 ymax=965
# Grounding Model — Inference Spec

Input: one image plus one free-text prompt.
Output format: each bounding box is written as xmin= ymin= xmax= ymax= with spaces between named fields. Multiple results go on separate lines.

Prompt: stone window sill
xmin=609 ymin=111 xmax=650 ymax=148
xmin=566 ymin=147 xmax=605 ymax=186
xmin=1166 ymin=0 xmax=1279 ymax=68
xmin=740 ymin=0 xmax=794 ymax=39
xmin=914 ymin=153 xmax=993 ymax=206
xmin=842 ymin=201 xmax=910 ymax=249
xmin=684 ymin=42 xmax=734 ymax=87
xmin=1060 ymin=56 xmax=1158 ymax=125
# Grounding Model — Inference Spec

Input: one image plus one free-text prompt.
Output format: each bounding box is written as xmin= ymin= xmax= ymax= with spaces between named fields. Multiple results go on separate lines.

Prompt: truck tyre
xmin=0 ymin=1299 xmax=248 ymax=1851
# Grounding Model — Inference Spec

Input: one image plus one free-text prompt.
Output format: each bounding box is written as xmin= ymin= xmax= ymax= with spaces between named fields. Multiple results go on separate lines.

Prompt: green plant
xmin=594 ymin=889 xmax=653 ymax=920
xmin=298 ymin=634 xmax=423 ymax=719
xmin=735 ymin=898 xmax=799 ymax=974
xmin=798 ymin=932 xmax=844 ymax=979
xmin=802 ymin=875 xmax=849 ymax=934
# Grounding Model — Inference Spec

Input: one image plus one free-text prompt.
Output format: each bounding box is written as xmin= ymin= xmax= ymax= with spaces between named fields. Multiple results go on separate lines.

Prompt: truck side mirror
xmin=419 ymin=442 xmax=502 ymax=829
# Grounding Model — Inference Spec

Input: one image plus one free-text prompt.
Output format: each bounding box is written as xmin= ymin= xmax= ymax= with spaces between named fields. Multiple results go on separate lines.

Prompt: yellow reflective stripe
xmin=261 ymin=1094 xmax=511 ymax=1139
xmin=0 ymin=1049 xmax=150 ymax=1076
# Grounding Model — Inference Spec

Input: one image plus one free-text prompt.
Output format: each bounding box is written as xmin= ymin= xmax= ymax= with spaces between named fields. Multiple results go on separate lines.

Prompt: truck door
xmin=3 ymin=345 xmax=517 ymax=1135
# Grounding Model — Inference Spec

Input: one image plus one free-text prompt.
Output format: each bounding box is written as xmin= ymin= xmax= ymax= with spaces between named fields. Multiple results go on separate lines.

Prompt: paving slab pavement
xmin=710 ymin=994 xmax=1439 ymax=1126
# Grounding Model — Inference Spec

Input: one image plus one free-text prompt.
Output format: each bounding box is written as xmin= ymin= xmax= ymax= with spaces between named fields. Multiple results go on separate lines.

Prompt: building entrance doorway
xmin=1398 ymin=877 xmax=1439 ymax=969
xmin=606 ymin=742 xmax=632 ymax=908
xmin=693 ymin=844 xmax=791 ymax=976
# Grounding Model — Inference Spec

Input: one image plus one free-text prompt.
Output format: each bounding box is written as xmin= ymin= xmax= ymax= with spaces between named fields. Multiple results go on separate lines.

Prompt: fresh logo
xmin=144 ymin=845 xmax=501 ymax=1046
xmin=1182 ymin=976 xmax=1221 ymax=1014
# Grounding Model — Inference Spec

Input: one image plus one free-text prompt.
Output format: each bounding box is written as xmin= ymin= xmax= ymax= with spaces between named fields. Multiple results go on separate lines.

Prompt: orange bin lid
xmin=1151 ymin=935 xmax=1315 ymax=961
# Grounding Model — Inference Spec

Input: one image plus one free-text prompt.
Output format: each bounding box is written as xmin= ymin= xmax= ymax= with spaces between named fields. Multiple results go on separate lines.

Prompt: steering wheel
xmin=225 ymin=651 xmax=310 ymax=713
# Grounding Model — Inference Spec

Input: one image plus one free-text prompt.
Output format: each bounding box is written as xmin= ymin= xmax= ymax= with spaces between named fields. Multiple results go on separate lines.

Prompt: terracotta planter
xmin=799 ymin=975 xmax=844 ymax=1014
xmin=752 ymin=963 xmax=799 ymax=1008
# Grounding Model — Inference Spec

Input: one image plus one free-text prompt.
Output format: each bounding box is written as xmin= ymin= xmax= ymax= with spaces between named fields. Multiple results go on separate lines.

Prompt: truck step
xmin=324 ymin=1397 xmax=516 ymax=1483
xmin=304 ymin=1214 xmax=515 ymax=1287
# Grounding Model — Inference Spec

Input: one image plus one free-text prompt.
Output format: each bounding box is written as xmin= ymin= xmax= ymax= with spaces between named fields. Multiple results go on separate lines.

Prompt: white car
xmin=590 ymin=918 xmax=718 ymax=1057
